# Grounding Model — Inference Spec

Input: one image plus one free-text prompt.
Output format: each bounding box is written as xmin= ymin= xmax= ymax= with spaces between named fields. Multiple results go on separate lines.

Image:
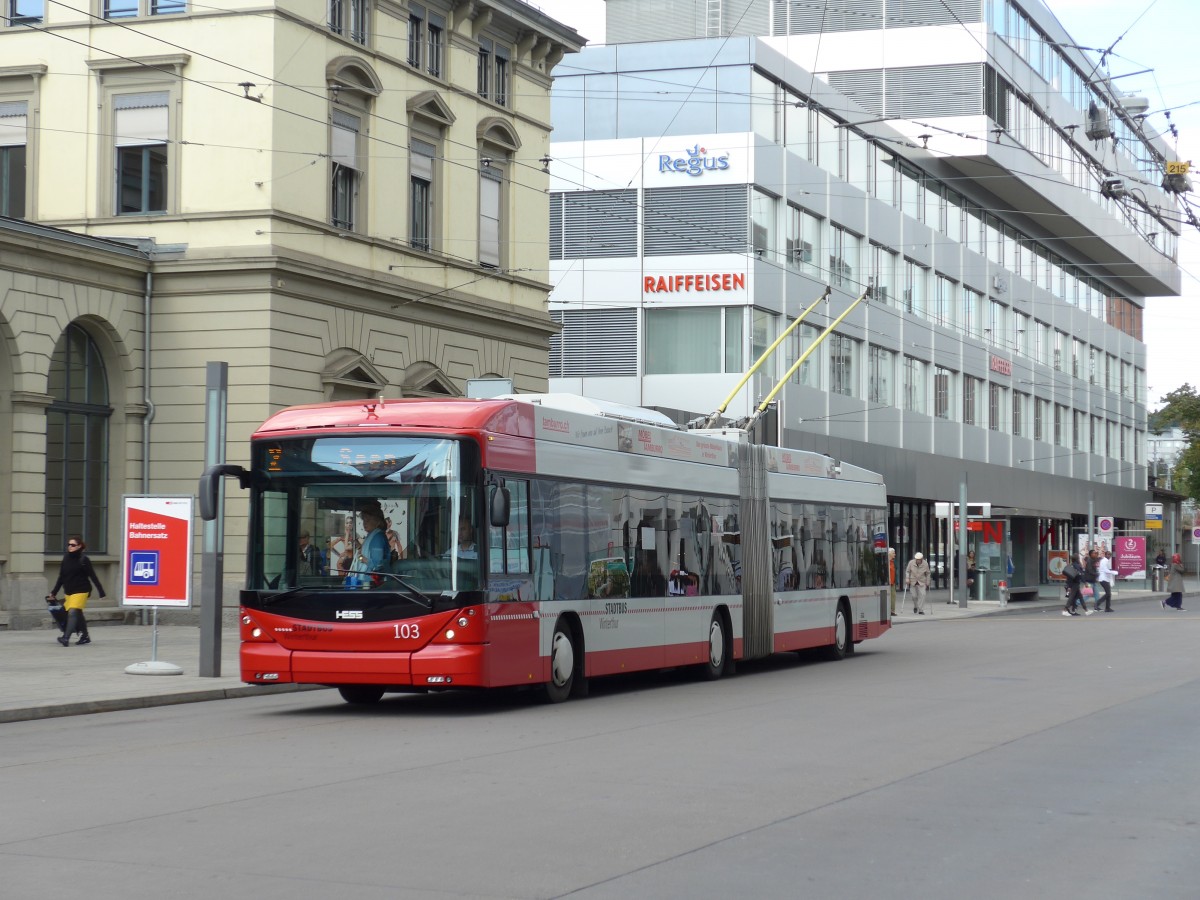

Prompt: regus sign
xmin=658 ymin=143 xmax=731 ymax=176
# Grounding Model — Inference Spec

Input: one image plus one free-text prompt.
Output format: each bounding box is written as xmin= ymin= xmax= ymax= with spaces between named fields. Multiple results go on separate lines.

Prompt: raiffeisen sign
xmin=644 ymin=272 xmax=746 ymax=294
xmin=657 ymin=143 xmax=731 ymax=176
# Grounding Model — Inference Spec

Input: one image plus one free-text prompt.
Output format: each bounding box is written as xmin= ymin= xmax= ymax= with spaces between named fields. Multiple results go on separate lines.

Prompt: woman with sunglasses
xmin=46 ymin=535 xmax=106 ymax=646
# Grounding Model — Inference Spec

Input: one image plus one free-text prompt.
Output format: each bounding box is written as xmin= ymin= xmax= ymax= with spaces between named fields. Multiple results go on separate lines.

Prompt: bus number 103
xmin=393 ymin=624 xmax=421 ymax=640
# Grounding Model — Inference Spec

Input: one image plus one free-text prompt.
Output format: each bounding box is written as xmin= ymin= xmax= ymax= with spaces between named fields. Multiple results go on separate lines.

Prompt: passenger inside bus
xmin=349 ymin=501 xmax=389 ymax=586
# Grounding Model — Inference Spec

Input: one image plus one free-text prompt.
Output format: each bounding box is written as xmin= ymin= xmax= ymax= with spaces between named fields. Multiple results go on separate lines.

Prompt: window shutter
xmin=0 ymin=101 xmax=27 ymax=147
xmin=114 ymin=92 xmax=168 ymax=147
xmin=411 ymin=138 xmax=435 ymax=180
xmin=332 ymin=110 xmax=361 ymax=169
xmin=479 ymin=170 xmax=501 ymax=267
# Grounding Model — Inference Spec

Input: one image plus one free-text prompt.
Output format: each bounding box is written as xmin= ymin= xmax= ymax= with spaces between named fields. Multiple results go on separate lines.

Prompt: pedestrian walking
xmin=1074 ymin=548 xmax=1100 ymax=614
xmin=1162 ymin=553 xmax=1186 ymax=610
xmin=888 ymin=548 xmax=897 ymax=615
xmin=1096 ymin=550 xmax=1115 ymax=612
xmin=904 ymin=552 xmax=932 ymax=615
xmin=1061 ymin=554 xmax=1090 ymax=616
xmin=46 ymin=535 xmax=106 ymax=646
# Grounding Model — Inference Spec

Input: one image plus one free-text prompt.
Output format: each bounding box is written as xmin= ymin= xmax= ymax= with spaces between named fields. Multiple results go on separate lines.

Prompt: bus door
xmin=484 ymin=480 xmax=540 ymax=685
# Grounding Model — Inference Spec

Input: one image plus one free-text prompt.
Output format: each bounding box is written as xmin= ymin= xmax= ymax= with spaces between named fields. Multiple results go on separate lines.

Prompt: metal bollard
xmin=997 ymin=580 xmax=1008 ymax=606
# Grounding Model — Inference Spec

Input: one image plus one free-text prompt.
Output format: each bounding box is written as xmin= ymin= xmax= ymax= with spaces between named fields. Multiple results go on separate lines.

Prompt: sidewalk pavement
xmin=0 ymin=622 xmax=317 ymax=724
xmin=1 ymin=587 xmax=1190 ymax=723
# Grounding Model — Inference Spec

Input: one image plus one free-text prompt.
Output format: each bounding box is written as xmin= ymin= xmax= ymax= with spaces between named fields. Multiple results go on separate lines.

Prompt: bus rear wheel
xmin=338 ymin=685 xmax=385 ymax=705
xmin=544 ymin=621 xmax=576 ymax=703
xmin=701 ymin=611 xmax=729 ymax=680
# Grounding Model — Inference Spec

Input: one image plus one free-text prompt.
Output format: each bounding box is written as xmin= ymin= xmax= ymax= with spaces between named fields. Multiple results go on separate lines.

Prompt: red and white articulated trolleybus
xmin=199 ymin=394 xmax=890 ymax=705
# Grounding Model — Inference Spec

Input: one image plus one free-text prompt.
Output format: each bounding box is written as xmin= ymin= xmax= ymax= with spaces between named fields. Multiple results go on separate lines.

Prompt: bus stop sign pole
xmin=199 ymin=362 xmax=228 ymax=678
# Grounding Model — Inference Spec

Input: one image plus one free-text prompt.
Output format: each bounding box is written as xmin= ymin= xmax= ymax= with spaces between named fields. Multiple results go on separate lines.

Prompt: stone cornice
xmin=11 ymin=391 xmax=53 ymax=410
xmin=0 ymin=64 xmax=48 ymax=80
xmin=85 ymin=54 xmax=190 ymax=76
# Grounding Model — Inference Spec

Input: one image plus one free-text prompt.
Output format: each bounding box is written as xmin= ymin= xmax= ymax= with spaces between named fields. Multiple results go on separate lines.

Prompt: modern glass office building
xmin=546 ymin=4 xmax=1183 ymax=591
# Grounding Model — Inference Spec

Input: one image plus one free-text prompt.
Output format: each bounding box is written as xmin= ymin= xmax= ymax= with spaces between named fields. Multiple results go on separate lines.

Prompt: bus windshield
xmin=248 ymin=436 xmax=481 ymax=598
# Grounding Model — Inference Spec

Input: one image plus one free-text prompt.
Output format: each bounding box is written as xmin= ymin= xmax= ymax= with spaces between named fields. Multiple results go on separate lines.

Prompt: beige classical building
xmin=0 ymin=1 xmax=583 ymax=627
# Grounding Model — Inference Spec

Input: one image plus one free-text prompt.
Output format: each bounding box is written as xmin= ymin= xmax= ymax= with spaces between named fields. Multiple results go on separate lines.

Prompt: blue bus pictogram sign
xmin=129 ymin=551 xmax=160 ymax=586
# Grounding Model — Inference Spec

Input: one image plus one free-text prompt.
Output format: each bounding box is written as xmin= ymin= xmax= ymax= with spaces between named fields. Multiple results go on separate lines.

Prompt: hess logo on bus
xmin=335 ymin=610 xmax=363 ymax=620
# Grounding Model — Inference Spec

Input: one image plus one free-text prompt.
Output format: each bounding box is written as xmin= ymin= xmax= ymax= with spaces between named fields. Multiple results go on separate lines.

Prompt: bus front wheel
xmin=544 ymin=621 xmax=576 ymax=703
xmin=338 ymin=685 xmax=385 ymax=705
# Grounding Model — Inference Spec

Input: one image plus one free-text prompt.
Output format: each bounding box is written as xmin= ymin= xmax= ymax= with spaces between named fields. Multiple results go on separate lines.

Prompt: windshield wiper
xmin=261 ymin=586 xmax=311 ymax=605
xmin=375 ymin=573 xmax=435 ymax=609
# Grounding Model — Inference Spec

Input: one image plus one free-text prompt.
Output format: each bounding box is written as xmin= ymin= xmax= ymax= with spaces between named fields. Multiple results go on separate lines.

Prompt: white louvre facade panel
xmin=825 ymin=70 xmax=885 ymax=117
xmin=885 ymin=0 xmax=982 ymax=28
xmin=771 ymin=0 xmax=882 ymax=34
xmin=551 ymin=189 xmax=639 ymax=259
xmin=820 ymin=65 xmax=988 ymax=122
xmin=644 ymin=184 xmax=748 ymax=256
xmin=550 ymin=309 xmax=638 ymax=377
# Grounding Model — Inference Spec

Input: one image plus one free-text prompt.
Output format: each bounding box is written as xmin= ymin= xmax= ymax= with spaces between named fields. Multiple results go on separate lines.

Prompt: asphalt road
xmin=3 ymin=603 xmax=1197 ymax=900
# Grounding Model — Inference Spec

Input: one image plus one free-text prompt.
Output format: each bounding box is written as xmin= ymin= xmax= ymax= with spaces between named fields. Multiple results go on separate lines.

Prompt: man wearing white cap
xmin=905 ymin=552 xmax=932 ymax=615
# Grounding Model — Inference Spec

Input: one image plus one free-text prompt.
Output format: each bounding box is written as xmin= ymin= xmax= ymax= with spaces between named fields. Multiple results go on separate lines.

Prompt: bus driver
xmin=453 ymin=517 xmax=477 ymax=560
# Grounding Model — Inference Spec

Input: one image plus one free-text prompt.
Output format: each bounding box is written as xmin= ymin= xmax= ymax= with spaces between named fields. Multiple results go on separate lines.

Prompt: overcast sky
xmin=529 ymin=0 xmax=1200 ymax=409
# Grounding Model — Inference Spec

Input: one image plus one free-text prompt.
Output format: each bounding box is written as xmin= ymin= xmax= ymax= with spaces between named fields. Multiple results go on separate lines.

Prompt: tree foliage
xmin=1151 ymin=384 xmax=1199 ymax=500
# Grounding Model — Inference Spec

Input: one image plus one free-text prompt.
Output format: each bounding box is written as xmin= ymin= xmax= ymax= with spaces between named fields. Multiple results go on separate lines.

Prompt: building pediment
xmin=407 ymin=90 xmax=456 ymax=128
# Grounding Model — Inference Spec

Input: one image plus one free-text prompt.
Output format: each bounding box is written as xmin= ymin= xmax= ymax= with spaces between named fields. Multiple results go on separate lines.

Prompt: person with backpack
xmin=1074 ymin=548 xmax=1101 ymax=614
xmin=1061 ymin=552 xmax=1092 ymax=616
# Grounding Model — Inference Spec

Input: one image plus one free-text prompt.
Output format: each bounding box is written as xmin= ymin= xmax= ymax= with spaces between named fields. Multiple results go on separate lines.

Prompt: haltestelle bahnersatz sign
xmin=122 ymin=495 xmax=194 ymax=608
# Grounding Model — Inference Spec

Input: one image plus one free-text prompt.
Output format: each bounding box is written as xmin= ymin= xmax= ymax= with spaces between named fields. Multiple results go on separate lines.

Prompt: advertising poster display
xmin=122 ymin=496 xmax=194 ymax=607
xmin=1112 ymin=535 xmax=1146 ymax=580
xmin=1047 ymin=549 xmax=1068 ymax=581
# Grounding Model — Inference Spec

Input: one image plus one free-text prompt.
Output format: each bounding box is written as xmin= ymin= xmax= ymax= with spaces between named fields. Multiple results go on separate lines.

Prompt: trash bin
xmin=973 ymin=570 xmax=989 ymax=601
xmin=1152 ymin=566 xmax=1166 ymax=591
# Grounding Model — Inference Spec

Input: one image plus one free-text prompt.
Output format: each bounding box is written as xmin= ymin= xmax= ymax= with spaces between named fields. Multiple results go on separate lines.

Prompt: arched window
xmin=477 ymin=118 xmax=520 ymax=269
xmin=45 ymin=324 xmax=111 ymax=553
xmin=327 ymin=58 xmax=382 ymax=233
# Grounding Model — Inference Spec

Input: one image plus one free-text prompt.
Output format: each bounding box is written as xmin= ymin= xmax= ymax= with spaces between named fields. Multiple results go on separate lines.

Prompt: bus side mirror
xmin=198 ymin=464 xmax=250 ymax=521
xmin=489 ymin=484 xmax=511 ymax=528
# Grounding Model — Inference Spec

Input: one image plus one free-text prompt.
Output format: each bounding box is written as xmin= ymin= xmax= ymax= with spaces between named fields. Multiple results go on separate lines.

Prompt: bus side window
xmin=489 ymin=480 xmax=531 ymax=574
